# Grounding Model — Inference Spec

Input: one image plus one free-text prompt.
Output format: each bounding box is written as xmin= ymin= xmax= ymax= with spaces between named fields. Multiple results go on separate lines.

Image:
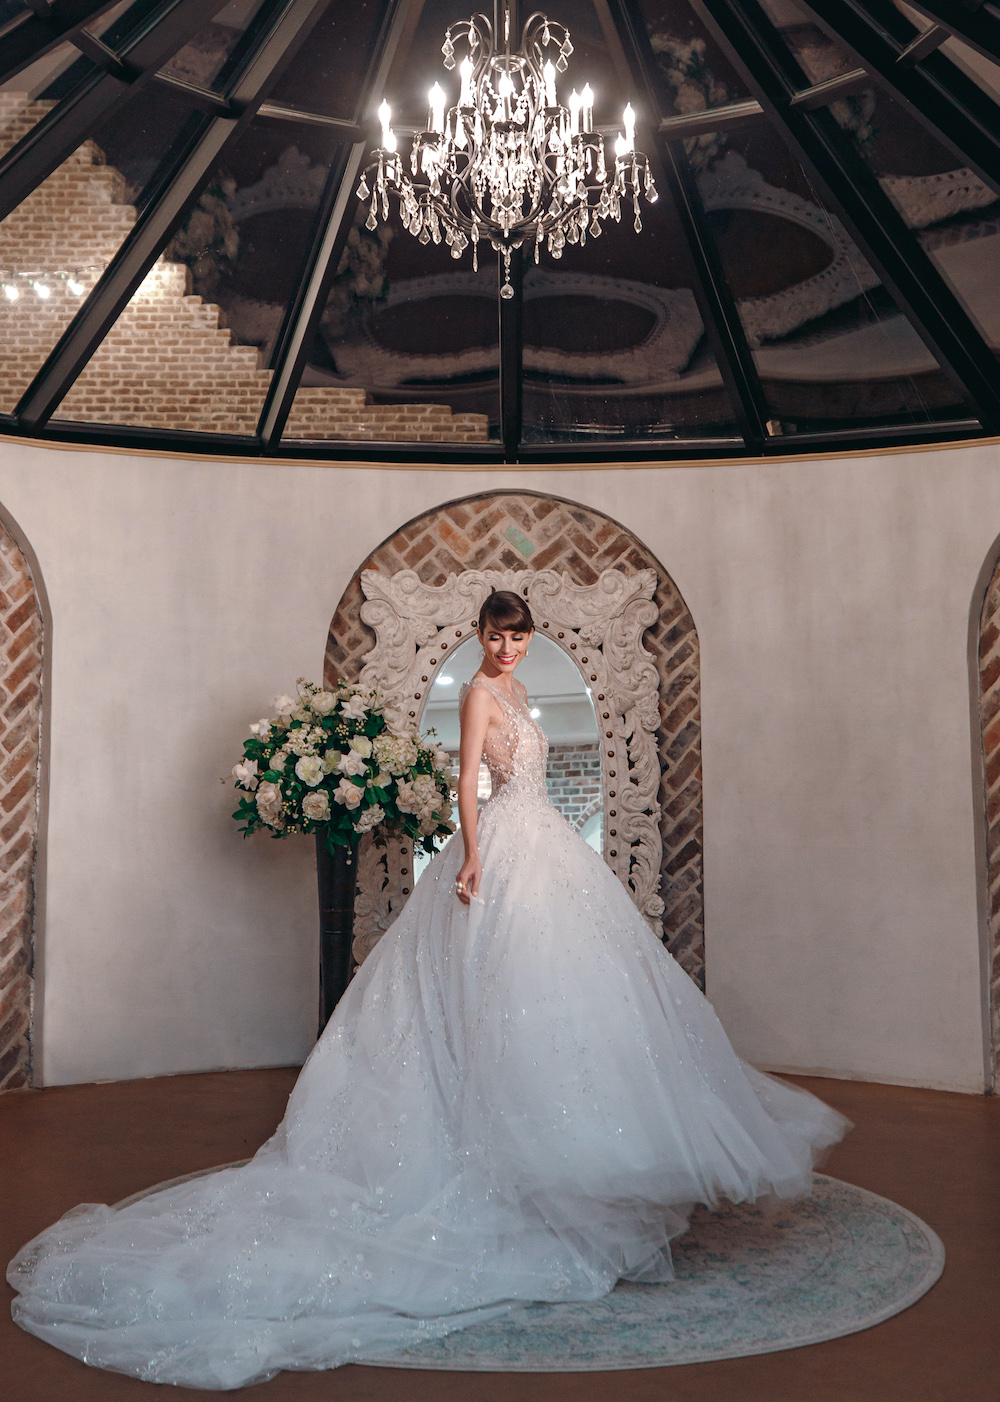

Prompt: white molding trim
xmin=351 ymin=567 xmax=664 ymax=963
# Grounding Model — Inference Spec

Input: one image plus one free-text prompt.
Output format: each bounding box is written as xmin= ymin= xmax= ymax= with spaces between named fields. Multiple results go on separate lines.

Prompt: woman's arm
xmin=455 ymin=685 xmax=495 ymax=905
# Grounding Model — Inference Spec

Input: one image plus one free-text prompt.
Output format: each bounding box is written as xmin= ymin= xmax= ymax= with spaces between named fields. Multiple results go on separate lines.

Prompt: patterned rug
xmin=116 ymin=1170 xmax=943 ymax=1372
xmin=362 ymin=1175 xmax=944 ymax=1371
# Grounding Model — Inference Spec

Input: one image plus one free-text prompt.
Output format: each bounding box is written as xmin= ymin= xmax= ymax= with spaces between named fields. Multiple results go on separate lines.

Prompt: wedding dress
xmin=9 ymin=676 xmax=847 ymax=1389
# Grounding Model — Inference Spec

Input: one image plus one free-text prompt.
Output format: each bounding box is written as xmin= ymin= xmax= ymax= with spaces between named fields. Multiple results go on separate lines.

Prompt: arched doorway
xmin=325 ymin=490 xmax=703 ymax=986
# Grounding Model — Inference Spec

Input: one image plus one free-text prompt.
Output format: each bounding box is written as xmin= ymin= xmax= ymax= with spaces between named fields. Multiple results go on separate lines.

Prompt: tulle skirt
xmin=8 ymin=790 xmax=848 ymax=1388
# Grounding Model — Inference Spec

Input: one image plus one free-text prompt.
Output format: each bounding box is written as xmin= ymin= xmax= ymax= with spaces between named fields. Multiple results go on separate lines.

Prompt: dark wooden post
xmin=316 ymin=835 xmax=356 ymax=1035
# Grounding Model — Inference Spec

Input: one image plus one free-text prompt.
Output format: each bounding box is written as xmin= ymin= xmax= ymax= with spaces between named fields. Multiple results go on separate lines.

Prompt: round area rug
xmin=363 ymin=1175 xmax=944 ymax=1371
xmin=115 ymin=1170 xmax=943 ymax=1372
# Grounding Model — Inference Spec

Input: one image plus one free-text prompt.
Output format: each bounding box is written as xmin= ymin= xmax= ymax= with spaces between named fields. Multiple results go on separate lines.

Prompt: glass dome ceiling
xmin=0 ymin=0 xmax=998 ymax=464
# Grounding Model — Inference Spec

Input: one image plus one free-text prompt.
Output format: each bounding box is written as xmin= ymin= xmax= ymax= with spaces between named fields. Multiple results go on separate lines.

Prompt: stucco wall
xmin=0 ymin=438 xmax=995 ymax=1092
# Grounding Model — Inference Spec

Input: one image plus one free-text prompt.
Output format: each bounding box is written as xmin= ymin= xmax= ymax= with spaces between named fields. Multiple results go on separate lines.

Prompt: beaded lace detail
xmin=460 ymin=675 xmax=549 ymax=804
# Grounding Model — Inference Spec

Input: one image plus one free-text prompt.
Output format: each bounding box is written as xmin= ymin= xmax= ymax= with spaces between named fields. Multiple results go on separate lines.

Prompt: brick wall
xmin=0 ymin=93 xmax=488 ymax=443
xmin=0 ymin=524 xmax=42 ymax=1093
xmin=325 ymin=491 xmax=704 ymax=984
xmin=546 ymin=742 xmax=602 ymax=828
xmin=979 ymin=562 xmax=1000 ymax=1082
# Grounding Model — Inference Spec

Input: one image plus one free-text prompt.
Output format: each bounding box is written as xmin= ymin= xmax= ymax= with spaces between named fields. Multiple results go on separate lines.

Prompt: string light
xmin=359 ymin=1 xmax=655 ymax=295
xmin=0 ymin=265 xmax=99 ymax=302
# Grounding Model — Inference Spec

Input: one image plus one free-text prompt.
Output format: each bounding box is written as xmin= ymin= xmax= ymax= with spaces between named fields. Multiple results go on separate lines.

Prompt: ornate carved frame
xmin=352 ymin=566 xmax=664 ymax=964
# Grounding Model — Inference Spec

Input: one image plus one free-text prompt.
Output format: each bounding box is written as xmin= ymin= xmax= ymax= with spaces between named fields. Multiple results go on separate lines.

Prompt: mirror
xmin=414 ymin=631 xmax=603 ymax=878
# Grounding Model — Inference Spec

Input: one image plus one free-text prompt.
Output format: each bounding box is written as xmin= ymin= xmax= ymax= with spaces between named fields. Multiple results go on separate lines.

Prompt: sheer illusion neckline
xmin=461 ymin=674 xmax=548 ymax=800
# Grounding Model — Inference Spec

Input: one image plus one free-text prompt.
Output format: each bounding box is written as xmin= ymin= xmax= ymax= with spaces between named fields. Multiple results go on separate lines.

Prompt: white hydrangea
xmin=354 ymin=804 xmax=384 ymax=834
xmin=374 ymin=732 xmax=418 ymax=775
xmin=288 ymin=731 xmax=316 ymax=757
xmin=396 ymin=773 xmax=441 ymax=817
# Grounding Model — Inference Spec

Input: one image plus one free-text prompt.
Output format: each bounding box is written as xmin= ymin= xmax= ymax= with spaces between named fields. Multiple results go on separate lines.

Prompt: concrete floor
xmin=2 ymin=1068 xmax=997 ymax=1401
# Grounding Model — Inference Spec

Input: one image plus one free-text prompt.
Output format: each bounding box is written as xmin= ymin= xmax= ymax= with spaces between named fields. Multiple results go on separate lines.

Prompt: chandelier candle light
xmin=359 ymin=2 xmax=656 ymax=295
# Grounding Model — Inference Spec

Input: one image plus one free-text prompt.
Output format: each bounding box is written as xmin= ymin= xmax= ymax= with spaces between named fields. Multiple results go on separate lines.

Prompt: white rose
xmin=311 ymin=690 xmax=337 ymax=715
xmin=273 ymin=694 xmax=296 ymax=720
xmin=419 ymin=815 xmax=438 ymax=836
xmin=321 ymin=751 xmax=340 ymax=774
xmin=255 ymin=781 xmax=283 ymax=826
xmin=337 ymin=749 xmax=367 ymax=778
xmin=302 ymin=790 xmax=330 ymax=821
xmin=354 ymin=804 xmax=384 ymax=833
xmin=395 ymin=780 xmax=418 ymax=815
xmin=333 ymin=778 xmax=363 ymax=810
xmin=340 ymin=693 xmax=370 ymax=722
xmin=433 ymin=748 xmax=450 ymax=770
xmin=232 ymin=759 xmax=258 ymax=790
xmin=295 ymin=755 xmax=324 ymax=786
xmin=268 ymin=750 xmax=288 ymax=773
xmin=367 ymin=769 xmax=391 ymax=789
xmin=349 ymin=734 xmax=373 ymax=758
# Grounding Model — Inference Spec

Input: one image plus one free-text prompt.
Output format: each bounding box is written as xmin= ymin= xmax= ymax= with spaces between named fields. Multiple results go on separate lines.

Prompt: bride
xmin=8 ymin=590 xmax=847 ymax=1390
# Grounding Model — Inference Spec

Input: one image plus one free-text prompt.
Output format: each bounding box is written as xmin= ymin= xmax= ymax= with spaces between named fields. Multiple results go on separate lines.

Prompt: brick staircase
xmin=0 ymin=94 xmax=489 ymax=444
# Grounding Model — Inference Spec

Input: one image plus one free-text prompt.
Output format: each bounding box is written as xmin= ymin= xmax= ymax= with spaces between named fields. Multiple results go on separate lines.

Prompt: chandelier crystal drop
xmin=358 ymin=3 xmax=657 ymax=295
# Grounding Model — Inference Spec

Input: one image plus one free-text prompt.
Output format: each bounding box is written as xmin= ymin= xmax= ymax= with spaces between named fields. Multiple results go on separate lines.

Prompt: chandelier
xmin=358 ymin=3 xmax=657 ymax=296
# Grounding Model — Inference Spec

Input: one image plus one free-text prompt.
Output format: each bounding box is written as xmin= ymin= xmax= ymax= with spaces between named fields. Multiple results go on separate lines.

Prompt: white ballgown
xmin=8 ymin=676 xmax=847 ymax=1389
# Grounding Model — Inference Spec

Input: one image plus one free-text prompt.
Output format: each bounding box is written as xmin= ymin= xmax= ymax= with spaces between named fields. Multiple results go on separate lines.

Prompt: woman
xmin=8 ymin=590 xmax=847 ymax=1390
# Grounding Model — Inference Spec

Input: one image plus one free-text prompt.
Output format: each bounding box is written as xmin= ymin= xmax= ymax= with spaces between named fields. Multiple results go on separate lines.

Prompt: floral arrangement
xmin=231 ymin=679 xmax=455 ymax=854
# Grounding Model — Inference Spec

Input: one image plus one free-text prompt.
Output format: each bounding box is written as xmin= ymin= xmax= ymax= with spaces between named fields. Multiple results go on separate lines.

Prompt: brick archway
xmin=325 ymin=490 xmax=704 ymax=984
xmin=0 ymin=522 xmax=43 ymax=1092
xmin=978 ymin=555 xmax=1000 ymax=1085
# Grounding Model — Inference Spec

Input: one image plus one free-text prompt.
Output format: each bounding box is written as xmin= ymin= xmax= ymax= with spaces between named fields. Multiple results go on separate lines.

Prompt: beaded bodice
xmin=460 ymin=675 xmax=549 ymax=805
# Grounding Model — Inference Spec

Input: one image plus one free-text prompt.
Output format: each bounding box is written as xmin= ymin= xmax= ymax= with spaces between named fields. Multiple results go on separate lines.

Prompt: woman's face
xmin=479 ymin=625 xmax=532 ymax=676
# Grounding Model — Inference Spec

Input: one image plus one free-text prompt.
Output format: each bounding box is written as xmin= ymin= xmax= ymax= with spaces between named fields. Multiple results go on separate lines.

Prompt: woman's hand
xmin=455 ymin=855 xmax=482 ymax=906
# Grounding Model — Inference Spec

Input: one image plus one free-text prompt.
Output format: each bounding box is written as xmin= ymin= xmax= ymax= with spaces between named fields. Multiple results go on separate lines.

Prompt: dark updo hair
xmin=478 ymin=589 xmax=534 ymax=635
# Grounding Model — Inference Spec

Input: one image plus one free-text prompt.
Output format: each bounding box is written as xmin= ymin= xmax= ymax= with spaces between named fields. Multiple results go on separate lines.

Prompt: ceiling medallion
xmin=358 ymin=2 xmax=657 ymax=296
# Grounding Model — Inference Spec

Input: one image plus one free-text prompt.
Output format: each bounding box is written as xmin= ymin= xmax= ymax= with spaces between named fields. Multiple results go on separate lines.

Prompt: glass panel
xmin=285 ymin=196 xmax=499 ymax=445
xmin=54 ymin=117 xmax=344 ymax=434
xmin=764 ymin=0 xmax=1000 ymax=396
xmin=285 ymin=0 xmax=504 ymax=444
xmin=703 ymin=120 xmax=976 ymax=432
xmin=516 ymin=0 xmax=747 ymax=442
xmin=519 ymin=187 xmax=743 ymax=444
xmin=415 ymin=632 xmax=601 ymax=879
xmin=158 ymin=0 xmax=274 ymax=92
xmin=265 ymin=0 xmax=388 ymax=120
xmin=0 ymin=41 xmax=99 ymax=149
xmin=0 ymin=92 xmax=199 ymax=413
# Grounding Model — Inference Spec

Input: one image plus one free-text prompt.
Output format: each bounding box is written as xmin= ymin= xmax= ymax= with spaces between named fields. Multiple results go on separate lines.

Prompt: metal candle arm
xmin=358 ymin=6 xmax=657 ymax=294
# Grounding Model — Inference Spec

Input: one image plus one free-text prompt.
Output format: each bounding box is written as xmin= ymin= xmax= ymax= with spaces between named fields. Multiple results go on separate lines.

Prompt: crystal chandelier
xmin=358 ymin=3 xmax=657 ymax=297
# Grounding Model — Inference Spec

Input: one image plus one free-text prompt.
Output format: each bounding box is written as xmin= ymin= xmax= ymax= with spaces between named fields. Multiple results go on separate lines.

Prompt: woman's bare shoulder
xmin=460 ymin=677 xmax=501 ymax=717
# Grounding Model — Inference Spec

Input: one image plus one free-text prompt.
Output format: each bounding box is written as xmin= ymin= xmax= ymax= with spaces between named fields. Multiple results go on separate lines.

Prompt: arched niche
xmin=324 ymin=490 xmax=703 ymax=986
xmin=354 ymin=567 xmax=662 ymax=958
